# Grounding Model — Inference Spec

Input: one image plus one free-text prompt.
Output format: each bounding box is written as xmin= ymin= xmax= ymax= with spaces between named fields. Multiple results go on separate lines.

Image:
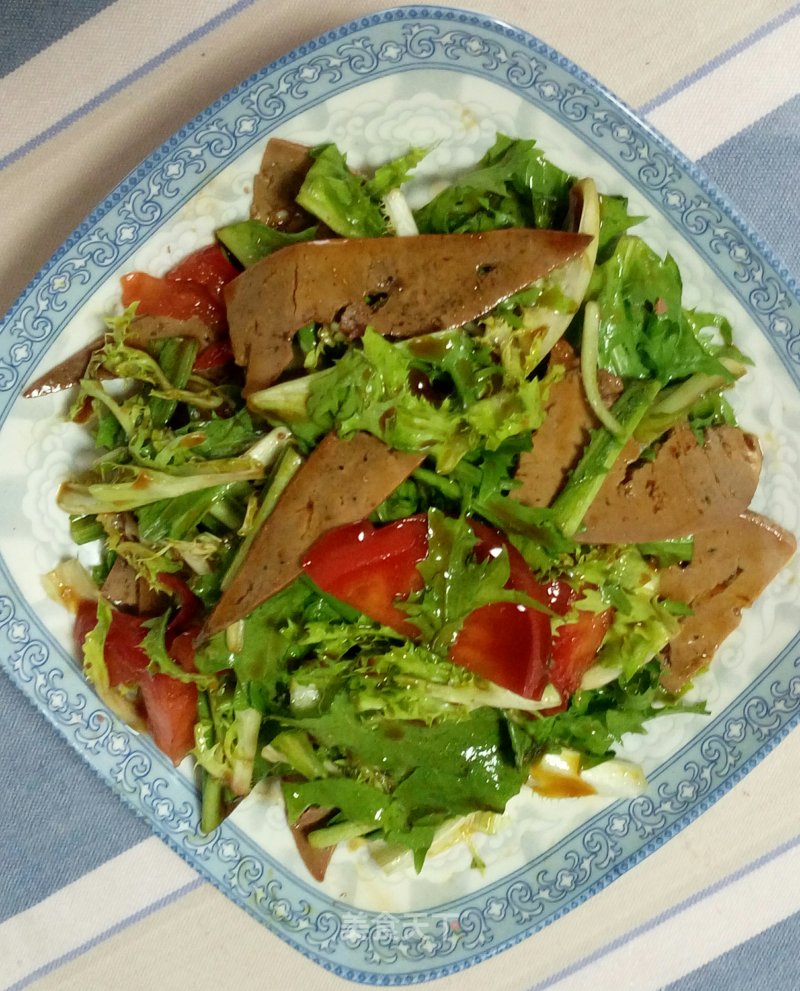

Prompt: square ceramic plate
xmin=1 ymin=5 xmax=799 ymax=984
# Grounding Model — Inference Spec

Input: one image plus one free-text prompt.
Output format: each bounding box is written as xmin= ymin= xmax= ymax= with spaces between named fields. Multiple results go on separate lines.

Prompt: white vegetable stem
xmin=580 ymin=301 xmax=623 ymax=435
xmin=383 ymin=188 xmax=419 ymax=236
xmin=531 ymin=176 xmax=600 ymax=364
xmin=245 ymin=425 xmax=293 ymax=465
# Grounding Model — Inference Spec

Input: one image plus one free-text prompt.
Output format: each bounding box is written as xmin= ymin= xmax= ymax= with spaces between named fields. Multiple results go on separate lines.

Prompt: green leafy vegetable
xmin=296 ymin=143 xmax=426 ymax=238
xmin=253 ymin=327 xmax=544 ymax=473
xmin=414 ymin=133 xmax=573 ymax=233
xmin=588 ymin=235 xmax=741 ymax=385
xmin=283 ymin=698 xmax=528 ymax=867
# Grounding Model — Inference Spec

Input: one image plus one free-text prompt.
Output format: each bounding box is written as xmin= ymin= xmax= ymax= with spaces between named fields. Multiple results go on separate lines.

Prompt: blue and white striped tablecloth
xmin=1 ymin=3 xmax=799 ymax=989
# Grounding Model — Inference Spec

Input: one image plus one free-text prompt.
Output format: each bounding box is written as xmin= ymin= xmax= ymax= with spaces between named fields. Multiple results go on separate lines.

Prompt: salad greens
xmin=49 ymin=131 xmax=755 ymax=874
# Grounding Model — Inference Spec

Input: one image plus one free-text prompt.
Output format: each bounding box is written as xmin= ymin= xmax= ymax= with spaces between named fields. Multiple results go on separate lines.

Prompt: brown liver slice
xmin=204 ymin=431 xmax=423 ymax=635
xmin=288 ymin=805 xmax=336 ymax=882
xmin=250 ymin=138 xmax=316 ymax=232
xmin=225 ymin=228 xmax=591 ymax=394
xmin=514 ymin=342 xmax=623 ymax=507
xmin=659 ymin=511 xmax=796 ymax=691
xmin=577 ymin=425 xmax=762 ymax=544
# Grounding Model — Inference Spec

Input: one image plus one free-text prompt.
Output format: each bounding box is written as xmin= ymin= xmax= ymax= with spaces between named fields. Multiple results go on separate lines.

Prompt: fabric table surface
xmin=1 ymin=2 xmax=799 ymax=990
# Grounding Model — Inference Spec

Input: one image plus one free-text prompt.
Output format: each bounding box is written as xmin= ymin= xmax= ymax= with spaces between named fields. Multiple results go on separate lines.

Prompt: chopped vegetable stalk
xmin=383 ymin=188 xmax=419 ymax=236
xmin=57 ymin=460 xmax=269 ymax=515
xmin=151 ymin=337 xmax=199 ymax=428
xmin=307 ymin=820 xmax=377 ymax=849
xmin=200 ymin=771 xmax=224 ymax=833
xmin=248 ymin=372 xmax=321 ymax=422
xmin=265 ymin=730 xmax=331 ymax=780
xmin=580 ymin=301 xmax=623 ymax=434
xmin=420 ymin=679 xmax=561 ymax=713
xmin=245 ymin=426 xmax=293 ymax=466
xmin=480 ymin=177 xmax=600 ymax=378
xmin=216 ymin=220 xmax=317 ymax=267
xmin=550 ymin=378 xmax=662 ymax=537
xmin=525 ymin=176 xmax=601 ymax=364
xmin=43 ymin=559 xmax=100 ymax=609
xmin=221 ymin=445 xmax=303 ymax=591
xmin=230 ymin=707 xmax=262 ymax=796
xmin=635 ymin=356 xmax=746 ymax=445
xmin=197 ymin=691 xmax=224 ymax=832
xmin=69 ymin=514 xmax=107 ymax=545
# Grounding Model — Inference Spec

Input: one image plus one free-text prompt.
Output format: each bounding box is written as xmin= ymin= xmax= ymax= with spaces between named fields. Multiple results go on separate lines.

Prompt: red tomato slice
xmin=542 ymin=576 xmax=576 ymax=617
xmin=450 ymin=600 xmax=552 ymax=699
xmin=74 ymin=599 xmax=99 ymax=656
xmin=550 ymin=606 xmax=613 ymax=699
xmin=193 ymin=339 xmax=234 ymax=370
xmin=73 ymin=599 xmax=149 ymax=685
xmin=302 ymin=516 xmax=428 ymax=637
xmin=120 ymin=244 xmax=239 ymax=333
xmin=165 ymin=243 xmax=239 ymax=301
xmin=73 ymin=592 xmax=201 ymax=765
xmin=104 ymin=610 xmax=151 ymax=686
xmin=121 ymin=271 xmax=225 ymax=329
xmin=138 ymin=672 xmax=198 ymax=765
xmin=167 ymin=629 xmax=200 ymax=673
xmin=449 ymin=520 xmax=557 ymax=700
xmin=158 ymin=572 xmax=201 ymax=637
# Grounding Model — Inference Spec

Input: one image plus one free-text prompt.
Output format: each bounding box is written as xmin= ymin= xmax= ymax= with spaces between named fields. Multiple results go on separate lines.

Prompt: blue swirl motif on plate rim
xmin=1 ymin=6 xmax=800 ymax=984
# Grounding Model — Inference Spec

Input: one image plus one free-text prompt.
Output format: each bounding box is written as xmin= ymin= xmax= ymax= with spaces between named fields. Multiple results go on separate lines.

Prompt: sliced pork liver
xmin=24 ymin=337 xmax=106 ymax=398
xmin=288 ymin=805 xmax=336 ymax=882
xmin=250 ymin=137 xmax=316 ymax=232
xmin=100 ymin=556 xmax=168 ymax=614
xmin=204 ymin=431 xmax=423 ymax=636
xmin=577 ymin=424 xmax=762 ymax=544
xmin=514 ymin=341 xmax=623 ymax=507
xmin=225 ymin=228 xmax=591 ymax=394
xmin=659 ymin=511 xmax=796 ymax=691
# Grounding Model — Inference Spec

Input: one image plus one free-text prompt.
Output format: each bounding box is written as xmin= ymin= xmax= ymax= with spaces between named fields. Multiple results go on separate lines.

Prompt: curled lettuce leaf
xmin=296 ymin=143 xmax=427 ymax=238
xmin=414 ymin=133 xmax=573 ymax=233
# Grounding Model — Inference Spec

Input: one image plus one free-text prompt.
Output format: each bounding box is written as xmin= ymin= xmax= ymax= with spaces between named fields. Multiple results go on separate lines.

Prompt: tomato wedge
xmin=193 ymin=339 xmax=234 ymax=371
xmin=550 ymin=606 xmax=613 ymax=699
xmin=74 ymin=599 xmax=150 ymax=686
xmin=121 ymin=271 xmax=224 ymax=329
xmin=165 ymin=243 xmax=239 ymax=301
xmin=450 ymin=520 xmax=557 ymax=700
xmin=449 ymin=600 xmax=551 ymax=699
xmin=120 ymin=243 xmax=239 ymax=330
xmin=159 ymin=572 xmax=201 ymax=637
xmin=138 ymin=672 xmax=198 ymax=764
xmin=74 ymin=599 xmax=99 ymax=656
xmin=72 ymin=577 xmax=204 ymax=765
xmin=103 ymin=609 xmax=151 ymax=686
xmin=159 ymin=572 xmax=203 ymax=672
xmin=302 ymin=515 xmax=428 ymax=637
